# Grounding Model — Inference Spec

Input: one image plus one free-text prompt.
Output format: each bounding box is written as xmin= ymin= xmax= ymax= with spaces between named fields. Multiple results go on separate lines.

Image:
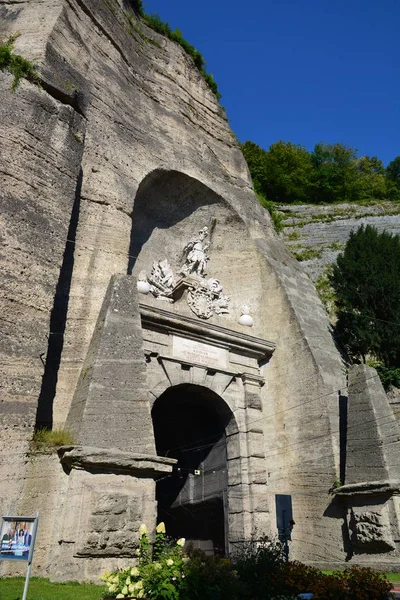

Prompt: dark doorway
xmin=152 ymin=384 xmax=232 ymax=555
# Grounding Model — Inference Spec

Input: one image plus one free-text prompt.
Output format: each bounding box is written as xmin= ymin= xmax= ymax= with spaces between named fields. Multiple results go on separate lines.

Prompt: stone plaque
xmin=172 ymin=336 xmax=228 ymax=369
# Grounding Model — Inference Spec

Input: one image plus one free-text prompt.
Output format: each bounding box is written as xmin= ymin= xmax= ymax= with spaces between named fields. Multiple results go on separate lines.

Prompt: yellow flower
xmin=121 ymin=585 xmax=128 ymax=595
xmin=156 ymin=522 xmax=166 ymax=534
xmin=166 ymin=559 xmax=174 ymax=566
xmin=100 ymin=570 xmax=111 ymax=582
xmin=154 ymin=562 xmax=162 ymax=570
xmin=176 ymin=538 xmax=185 ymax=547
xmin=131 ymin=566 xmax=140 ymax=577
xmin=129 ymin=584 xmax=135 ymax=593
xmin=135 ymin=580 xmax=144 ymax=590
xmin=139 ymin=524 xmax=148 ymax=537
xmin=126 ymin=577 xmax=131 ymax=585
xmin=116 ymin=595 xmax=125 ymax=599
xmin=137 ymin=590 xmax=144 ymax=599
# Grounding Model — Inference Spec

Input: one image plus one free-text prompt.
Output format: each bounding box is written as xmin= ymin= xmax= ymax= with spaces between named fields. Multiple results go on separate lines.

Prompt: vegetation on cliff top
xmin=242 ymin=140 xmax=400 ymax=205
xmin=130 ymin=0 xmax=221 ymax=99
xmin=0 ymin=33 xmax=40 ymax=91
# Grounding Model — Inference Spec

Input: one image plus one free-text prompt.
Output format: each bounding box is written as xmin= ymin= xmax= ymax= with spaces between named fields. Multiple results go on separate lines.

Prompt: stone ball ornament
xmin=238 ymin=305 xmax=254 ymax=327
xmin=137 ymin=271 xmax=150 ymax=295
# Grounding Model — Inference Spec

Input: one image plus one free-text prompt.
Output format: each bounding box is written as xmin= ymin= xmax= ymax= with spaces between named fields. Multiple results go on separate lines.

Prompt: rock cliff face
xmin=1 ymin=0 xmax=399 ymax=579
xmin=280 ymin=202 xmax=400 ymax=281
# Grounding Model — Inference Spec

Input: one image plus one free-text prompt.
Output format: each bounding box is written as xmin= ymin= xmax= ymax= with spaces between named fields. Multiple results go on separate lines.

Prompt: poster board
xmin=0 ymin=515 xmax=38 ymax=563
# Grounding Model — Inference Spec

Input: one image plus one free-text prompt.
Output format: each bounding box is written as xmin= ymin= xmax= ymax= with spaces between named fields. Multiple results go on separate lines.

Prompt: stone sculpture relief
xmin=179 ymin=226 xmax=210 ymax=277
xmin=138 ymin=227 xmax=230 ymax=319
xmin=147 ymin=259 xmax=175 ymax=301
xmin=187 ymin=278 xmax=230 ymax=320
xmin=349 ymin=509 xmax=395 ymax=552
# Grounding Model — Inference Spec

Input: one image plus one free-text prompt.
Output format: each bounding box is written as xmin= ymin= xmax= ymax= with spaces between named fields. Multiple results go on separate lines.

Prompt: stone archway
xmin=126 ymin=168 xmax=277 ymax=549
xmin=152 ymin=383 xmax=235 ymax=555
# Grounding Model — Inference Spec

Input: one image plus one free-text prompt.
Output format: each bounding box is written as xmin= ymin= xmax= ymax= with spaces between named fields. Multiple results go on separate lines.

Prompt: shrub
xmin=231 ymin=536 xmax=286 ymax=599
xmin=276 ymin=564 xmax=393 ymax=600
xmin=182 ymin=548 xmax=244 ymax=600
xmin=101 ymin=524 xmax=188 ymax=599
xmin=0 ymin=33 xmax=40 ymax=91
xmin=344 ymin=565 xmax=393 ymax=600
xmin=275 ymin=561 xmax=319 ymax=596
xmin=101 ymin=528 xmax=393 ymax=600
xmin=376 ymin=364 xmax=400 ymax=391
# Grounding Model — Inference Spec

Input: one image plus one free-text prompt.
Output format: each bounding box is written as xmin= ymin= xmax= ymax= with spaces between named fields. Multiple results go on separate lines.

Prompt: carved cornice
xmin=334 ymin=480 xmax=400 ymax=497
xmin=139 ymin=303 xmax=275 ymax=362
xmin=58 ymin=446 xmax=176 ymax=477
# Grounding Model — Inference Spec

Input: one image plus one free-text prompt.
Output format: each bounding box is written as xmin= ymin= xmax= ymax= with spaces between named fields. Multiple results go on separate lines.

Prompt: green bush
xmin=231 ymin=536 xmax=286 ymax=599
xmin=376 ymin=364 xmax=400 ymax=390
xmin=0 ymin=33 xmax=40 ymax=91
xmin=275 ymin=562 xmax=393 ymax=600
xmin=182 ymin=549 xmax=244 ymax=600
xmin=101 ymin=527 xmax=393 ymax=600
xmin=101 ymin=523 xmax=189 ymax=599
xmin=344 ymin=566 xmax=393 ymax=600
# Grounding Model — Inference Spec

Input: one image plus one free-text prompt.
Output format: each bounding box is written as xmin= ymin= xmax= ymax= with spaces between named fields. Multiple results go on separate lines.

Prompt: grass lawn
xmin=0 ymin=577 xmax=104 ymax=600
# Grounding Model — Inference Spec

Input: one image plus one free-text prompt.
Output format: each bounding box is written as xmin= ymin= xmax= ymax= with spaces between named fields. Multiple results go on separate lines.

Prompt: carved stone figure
xmin=147 ymin=259 xmax=175 ymax=300
xmin=180 ymin=227 xmax=210 ymax=277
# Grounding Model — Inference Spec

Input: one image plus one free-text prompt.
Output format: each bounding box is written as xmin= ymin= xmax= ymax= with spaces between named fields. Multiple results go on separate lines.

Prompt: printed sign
xmin=0 ymin=516 xmax=38 ymax=562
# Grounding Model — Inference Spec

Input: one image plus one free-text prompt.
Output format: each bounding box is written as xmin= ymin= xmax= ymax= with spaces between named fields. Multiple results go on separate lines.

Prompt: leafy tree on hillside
xmin=242 ymin=139 xmax=399 ymax=206
xmin=311 ymin=143 xmax=359 ymax=203
xmin=241 ymin=141 xmax=269 ymax=196
xmin=330 ymin=225 xmax=400 ymax=367
xmin=241 ymin=140 xmax=314 ymax=203
xmin=386 ymin=156 xmax=400 ymax=200
xmin=354 ymin=156 xmax=386 ymax=200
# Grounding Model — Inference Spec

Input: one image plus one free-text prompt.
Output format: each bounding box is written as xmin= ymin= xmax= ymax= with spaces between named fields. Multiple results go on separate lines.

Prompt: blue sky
xmin=143 ymin=0 xmax=399 ymax=165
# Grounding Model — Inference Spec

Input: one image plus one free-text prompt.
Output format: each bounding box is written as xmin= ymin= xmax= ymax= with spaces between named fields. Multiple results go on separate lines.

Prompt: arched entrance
xmin=152 ymin=384 xmax=235 ymax=555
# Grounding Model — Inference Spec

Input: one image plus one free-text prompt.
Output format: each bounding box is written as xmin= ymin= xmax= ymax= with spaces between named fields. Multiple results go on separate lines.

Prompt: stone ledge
xmin=334 ymin=480 xmax=400 ymax=497
xmin=58 ymin=445 xmax=176 ymax=477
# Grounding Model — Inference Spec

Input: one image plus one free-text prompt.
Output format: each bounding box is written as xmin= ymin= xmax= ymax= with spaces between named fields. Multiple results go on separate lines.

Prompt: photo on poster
xmin=0 ymin=517 xmax=35 ymax=561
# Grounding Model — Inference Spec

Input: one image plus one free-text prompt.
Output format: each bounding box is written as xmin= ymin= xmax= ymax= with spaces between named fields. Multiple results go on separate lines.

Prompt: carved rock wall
xmin=0 ymin=0 xmax=348 ymax=574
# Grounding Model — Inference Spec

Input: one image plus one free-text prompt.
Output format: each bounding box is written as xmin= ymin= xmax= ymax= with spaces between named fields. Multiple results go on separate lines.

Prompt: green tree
xmin=354 ymin=156 xmax=386 ymax=200
xmin=311 ymin=143 xmax=359 ymax=203
xmin=330 ymin=225 xmax=400 ymax=366
xmin=386 ymin=156 xmax=400 ymax=200
xmin=241 ymin=141 xmax=269 ymax=196
xmin=241 ymin=140 xmax=314 ymax=203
